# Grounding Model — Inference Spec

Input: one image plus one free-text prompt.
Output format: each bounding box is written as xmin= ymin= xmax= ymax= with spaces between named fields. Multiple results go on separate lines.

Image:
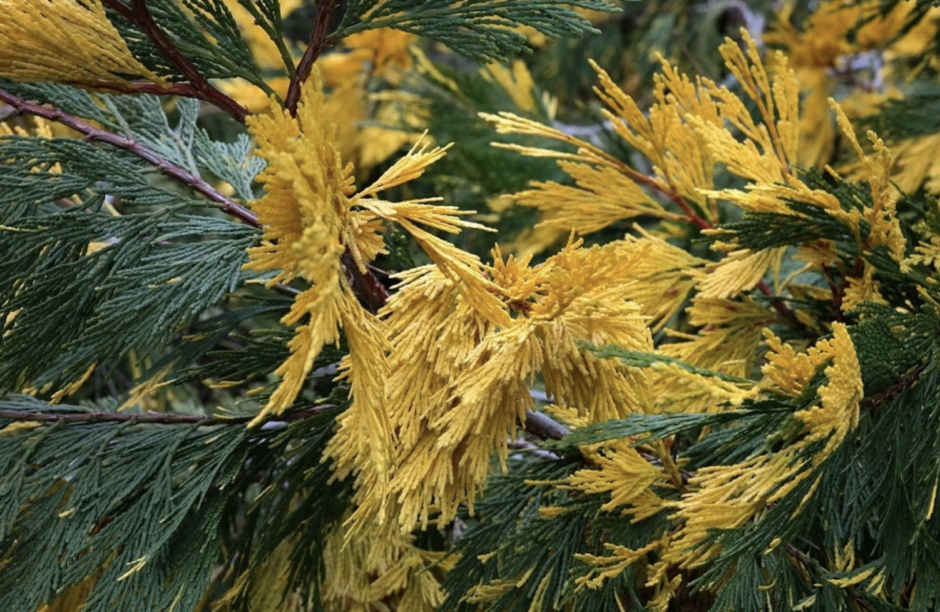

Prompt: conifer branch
xmin=0 ymin=404 xmax=337 ymax=426
xmin=101 ymin=0 xmax=249 ymax=123
xmin=84 ymin=80 xmax=207 ymax=99
xmin=342 ymin=250 xmax=390 ymax=313
xmin=0 ymin=87 xmax=260 ymax=227
xmin=0 ymin=89 xmax=395 ymax=316
xmin=662 ymin=187 xmax=799 ymax=325
xmin=286 ymin=0 xmax=340 ymax=115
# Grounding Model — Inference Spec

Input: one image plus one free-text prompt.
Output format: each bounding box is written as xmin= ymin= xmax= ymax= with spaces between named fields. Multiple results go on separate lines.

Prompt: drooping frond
xmin=664 ymin=324 xmax=863 ymax=570
xmin=342 ymin=0 xmax=618 ymax=64
xmin=384 ymin=240 xmax=652 ymax=533
xmin=0 ymin=0 xmax=166 ymax=86
xmin=244 ymin=72 xmax=358 ymax=426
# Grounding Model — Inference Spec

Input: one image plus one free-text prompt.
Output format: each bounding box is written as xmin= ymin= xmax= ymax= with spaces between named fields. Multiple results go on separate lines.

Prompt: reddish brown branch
xmin=756 ymin=280 xmax=798 ymax=323
xmin=83 ymin=80 xmax=206 ymax=99
xmin=101 ymin=0 xmax=248 ymax=123
xmin=0 ymin=404 xmax=337 ymax=426
xmin=342 ymin=250 xmax=390 ymax=313
xmin=862 ymin=367 xmax=922 ymax=411
xmin=0 ymin=91 xmax=395 ymax=313
xmin=661 ymin=188 xmax=712 ymax=231
xmin=101 ymin=0 xmax=134 ymax=20
xmin=285 ymin=0 xmax=340 ymax=115
xmin=0 ymin=88 xmax=259 ymax=227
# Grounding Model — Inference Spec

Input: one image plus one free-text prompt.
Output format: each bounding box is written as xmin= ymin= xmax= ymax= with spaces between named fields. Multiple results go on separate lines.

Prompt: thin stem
xmin=0 ymin=88 xmax=260 ymax=228
xmin=659 ymin=186 xmax=799 ymax=324
xmin=101 ymin=0 xmax=134 ymax=20
xmin=524 ymin=411 xmax=570 ymax=441
xmin=102 ymin=0 xmax=249 ymax=123
xmin=0 ymin=404 xmax=337 ymax=426
xmin=756 ymin=280 xmax=798 ymax=323
xmin=862 ymin=366 xmax=922 ymax=411
xmin=84 ymin=80 xmax=207 ymax=99
xmin=821 ymin=265 xmax=846 ymax=323
xmin=341 ymin=250 xmax=390 ymax=314
xmin=286 ymin=0 xmax=340 ymax=115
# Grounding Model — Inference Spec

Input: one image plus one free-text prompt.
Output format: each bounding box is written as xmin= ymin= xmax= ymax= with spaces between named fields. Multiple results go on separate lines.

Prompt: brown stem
xmin=102 ymin=0 xmax=248 ymax=123
xmin=0 ymin=404 xmax=337 ymax=426
xmin=821 ymin=265 xmax=846 ymax=323
xmin=83 ymin=80 xmax=206 ymax=99
xmin=341 ymin=251 xmax=390 ymax=313
xmin=0 ymin=88 xmax=260 ymax=227
xmin=756 ymin=280 xmax=798 ymax=323
xmin=862 ymin=367 xmax=921 ymax=411
xmin=285 ymin=0 xmax=340 ymax=115
xmin=0 ymin=90 xmax=399 ymax=316
xmin=101 ymin=0 xmax=134 ymax=20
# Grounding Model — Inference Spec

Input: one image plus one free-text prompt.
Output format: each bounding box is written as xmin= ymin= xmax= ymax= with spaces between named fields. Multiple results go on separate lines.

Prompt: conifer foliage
xmin=4 ymin=1 xmax=940 ymax=610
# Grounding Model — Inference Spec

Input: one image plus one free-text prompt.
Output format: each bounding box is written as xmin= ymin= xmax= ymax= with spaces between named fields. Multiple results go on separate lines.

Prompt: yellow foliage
xmin=245 ymin=74 xmax=507 ymax=530
xmin=661 ymin=323 xmax=862 ymax=569
xmin=697 ymin=248 xmax=786 ymax=301
xmin=0 ymin=0 xmax=166 ymax=86
xmin=573 ymin=540 xmax=661 ymax=591
xmin=224 ymin=0 xmax=302 ymax=71
xmin=319 ymin=518 xmax=454 ymax=612
xmin=768 ymin=0 xmax=940 ymax=169
xmin=793 ymin=323 xmax=864 ymax=462
xmin=382 ymin=240 xmax=653 ymax=532
xmin=568 ymin=439 xmax=666 ymax=517
xmin=320 ymin=29 xmax=420 ymax=172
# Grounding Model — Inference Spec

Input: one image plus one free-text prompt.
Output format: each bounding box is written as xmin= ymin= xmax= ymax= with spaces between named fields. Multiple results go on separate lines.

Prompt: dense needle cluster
xmin=4 ymin=1 xmax=940 ymax=611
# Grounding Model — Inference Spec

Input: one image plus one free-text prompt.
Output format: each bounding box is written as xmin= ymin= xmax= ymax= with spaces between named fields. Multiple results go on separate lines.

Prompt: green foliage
xmin=8 ymin=1 xmax=940 ymax=611
xmin=109 ymin=0 xmax=276 ymax=93
xmin=343 ymin=0 xmax=620 ymax=63
xmin=0 ymin=208 xmax=253 ymax=391
xmin=0 ymin=397 xmax=251 ymax=612
xmin=0 ymin=396 xmax=345 ymax=612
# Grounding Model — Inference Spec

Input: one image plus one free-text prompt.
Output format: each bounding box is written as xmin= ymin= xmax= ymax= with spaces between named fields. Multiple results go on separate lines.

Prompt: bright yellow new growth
xmin=0 ymin=0 xmax=166 ymax=86
xmin=320 ymin=29 xmax=420 ymax=171
xmin=766 ymin=1 xmax=939 ymax=169
xmin=664 ymin=323 xmax=862 ymax=569
xmin=830 ymin=101 xmax=907 ymax=266
xmin=382 ymin=240 xmax=653 ymax=533
xmin=245 ymin=74 xmax=501 ymax=526
xmin=697 ymin=248 xmax=786 ymax=301
xmin=482 ymin=111 xmax=682 ymax=235
xmin=568 ymin=439 xmax=665 ymax=519
xmin=649 ymin=297 xmax=774 ymax=414
xmin=480 ymin=49 xmax=728 ymax=237
xmin=318 ymin=517 xmax=454 ymax=612
xmin=793 ymin=323 xmax=864 ymax=462
xmin=761 ymin=329 xmax=818 ymax=396
xmin=245 ymin=73 xmax=359 ymax=424
xmin=574 ymin=540 xmax=661 ymax=591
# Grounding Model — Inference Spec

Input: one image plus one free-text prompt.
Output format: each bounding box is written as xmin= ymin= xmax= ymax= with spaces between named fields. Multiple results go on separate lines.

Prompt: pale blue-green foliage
xmin=0 ymin=85 xmax=261 ymax=394
xmin=194 ymin=129 xmax=267 ymax=200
